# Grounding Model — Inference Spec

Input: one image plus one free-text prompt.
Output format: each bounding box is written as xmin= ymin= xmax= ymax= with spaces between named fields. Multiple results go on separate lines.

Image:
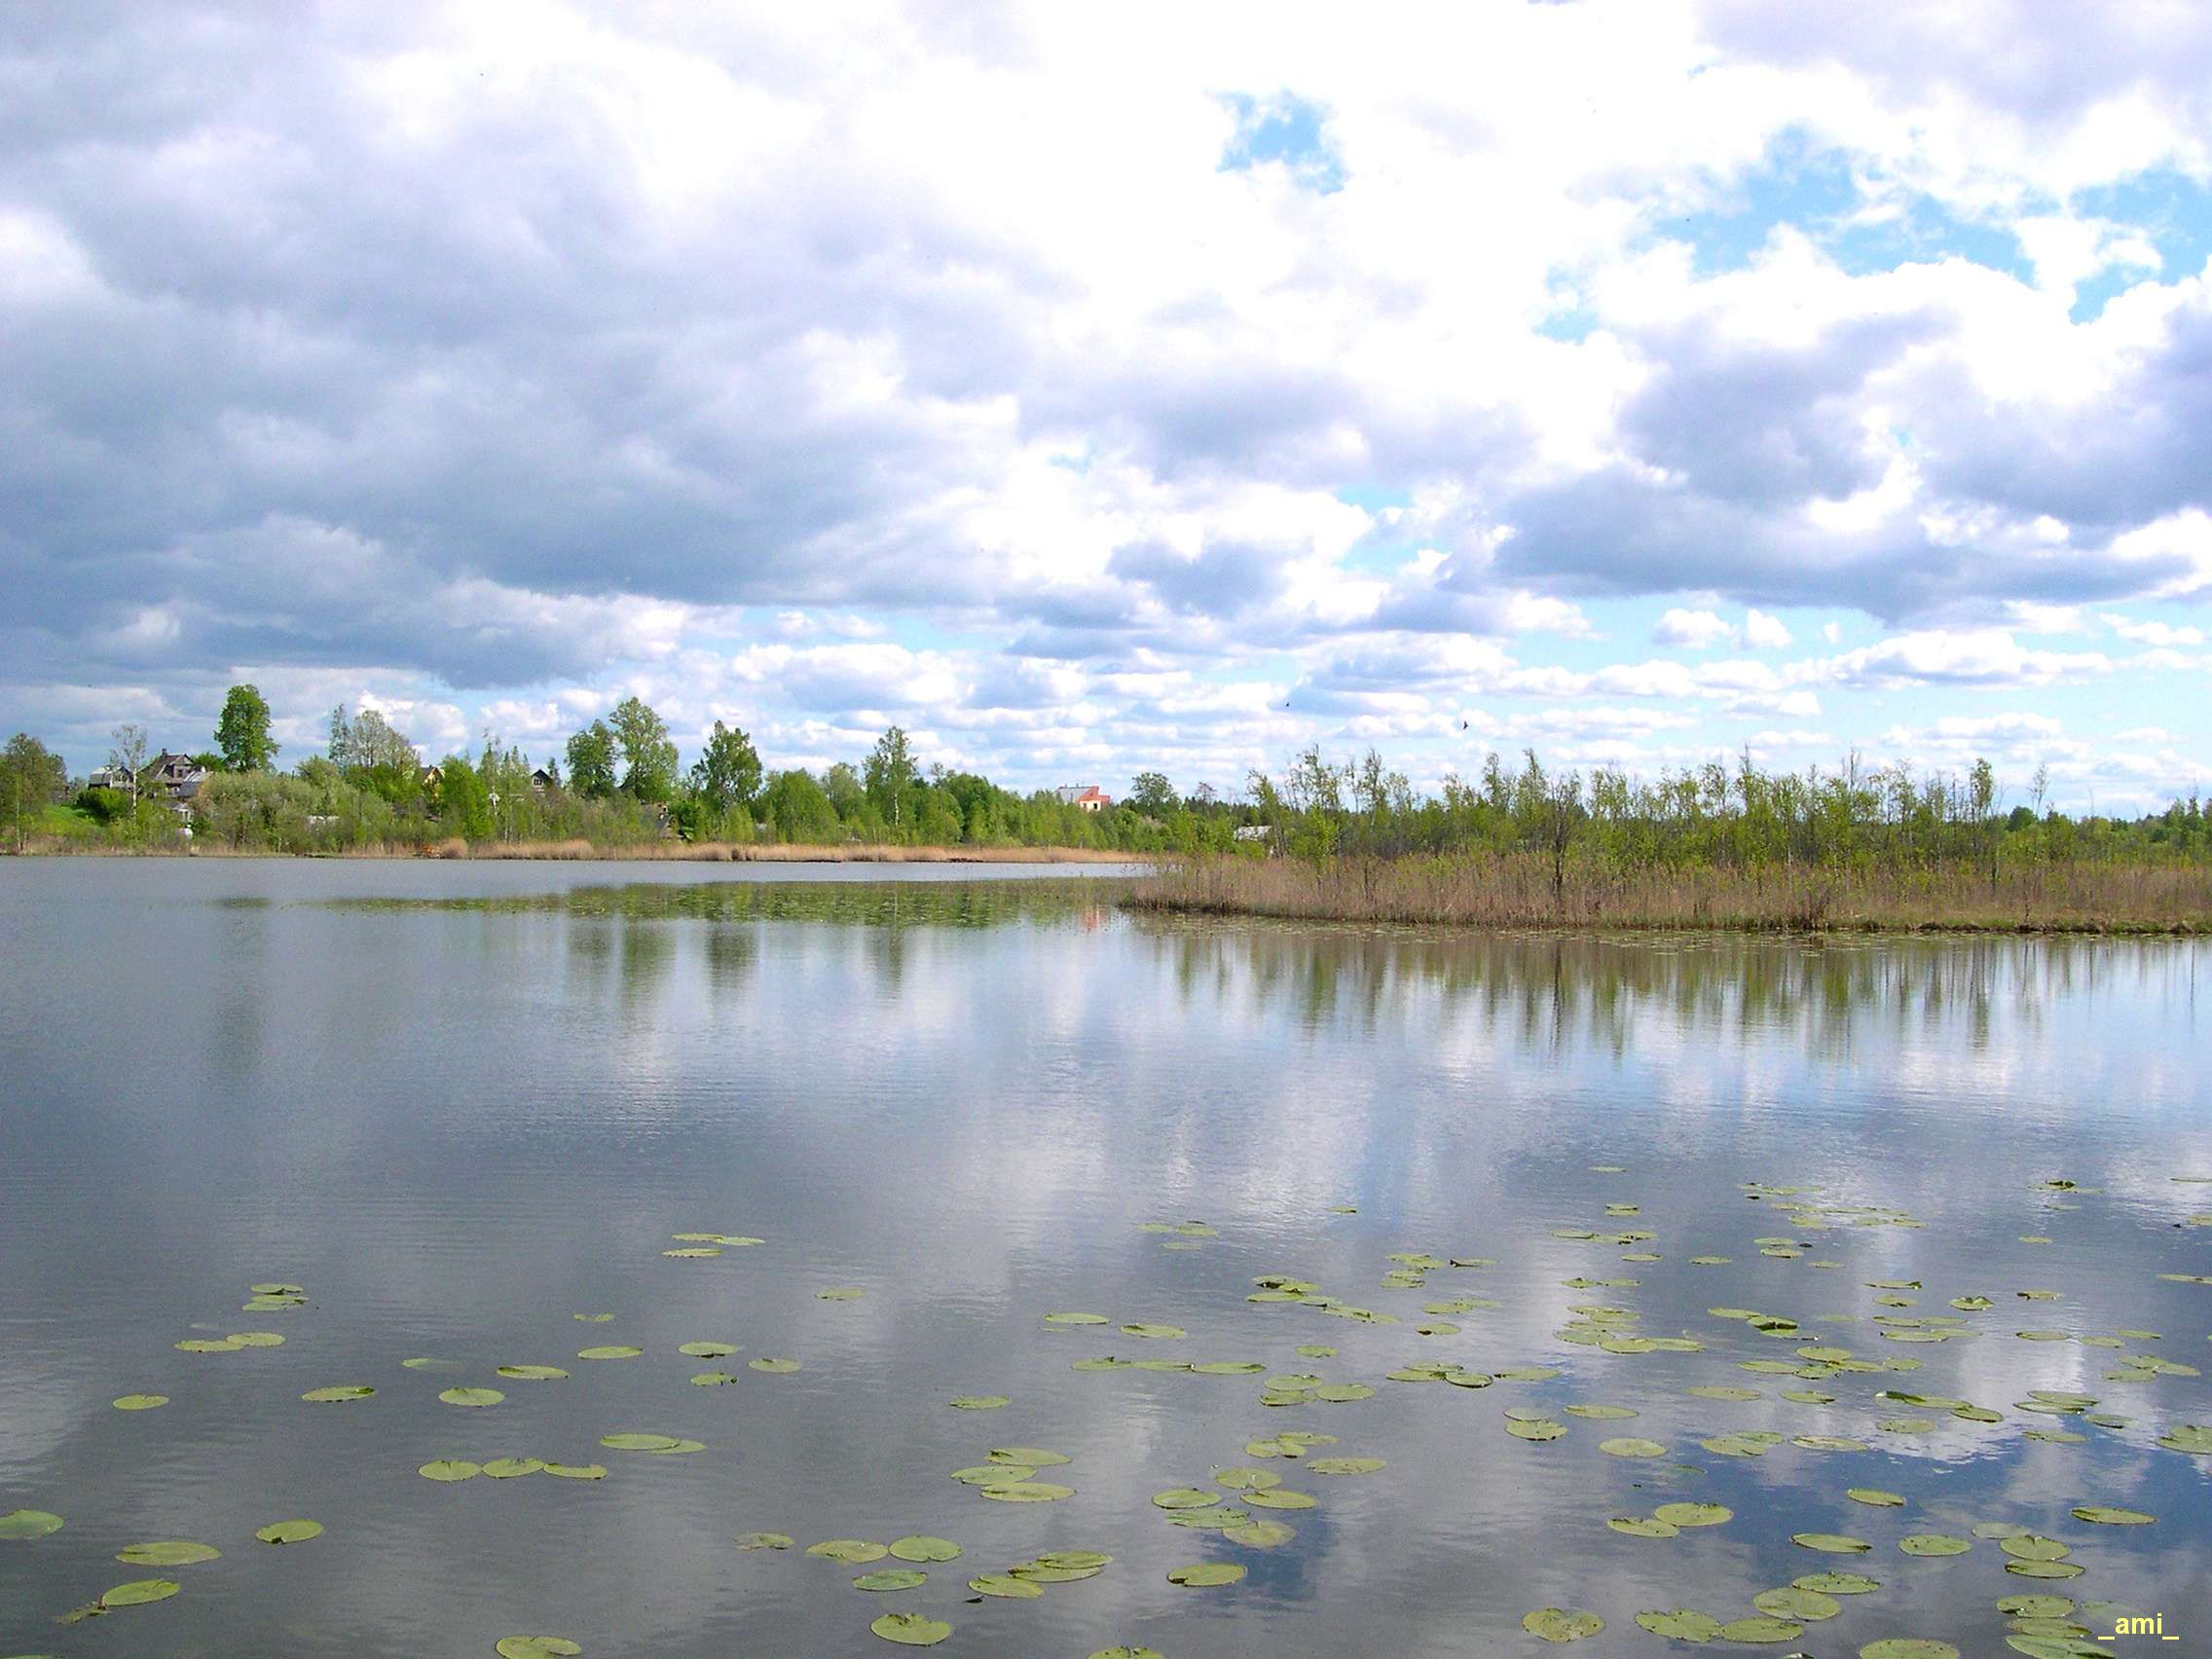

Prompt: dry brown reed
xmin=1126 ymin=852 xmax=2212 ymax=935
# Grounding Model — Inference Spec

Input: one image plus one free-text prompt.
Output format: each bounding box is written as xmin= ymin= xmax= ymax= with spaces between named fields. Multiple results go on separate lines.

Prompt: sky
xmin=4 ymin=1 xmax=2211 ymax=811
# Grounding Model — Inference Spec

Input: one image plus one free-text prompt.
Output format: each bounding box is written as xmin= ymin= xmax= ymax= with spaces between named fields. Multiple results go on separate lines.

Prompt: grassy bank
xmin=8 ymin=836 xmax=1141 ymax=865
xmin=1126 ymin=853 xmax=2212 ymax=934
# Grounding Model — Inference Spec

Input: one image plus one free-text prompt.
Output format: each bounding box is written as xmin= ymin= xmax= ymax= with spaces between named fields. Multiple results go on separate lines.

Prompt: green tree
xmin=689 ymin=719 xmax=762 ymax=811
xmin=1128 ymin=771 xmax=1175 ymax=815
xmin=864 ymin=726 xmax=916 ymax=832
xmin=435 ymin=753 xmax=494 ymax=839
xmin=109 ymin=722 xmax=150 ymax=804
xmin=1 ymin=732 xmax=68 ymax=845
xmin=608 ymin=696 xmax=678 ymax=801
xmin=822 ymin=761 xmax=865 ymax=817
xmin=215 ymin=683 xmax=279 ymax=772
xmin=566 ymin=720 xmax=618 ymax=798
xmin=759 ymin=769 xmax=841 ymax=842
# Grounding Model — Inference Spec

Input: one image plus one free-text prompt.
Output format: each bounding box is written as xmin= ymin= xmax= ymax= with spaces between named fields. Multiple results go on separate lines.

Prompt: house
xmin=91 ymin=752 xmax=206 ymax=814
xmin=530 ymin=766 xmax=557 ymax=795
xmin=1054 ymin=785 xmax=1113 ymax=813
xmin=1233 ymin=824 xmax=1274 ymax=844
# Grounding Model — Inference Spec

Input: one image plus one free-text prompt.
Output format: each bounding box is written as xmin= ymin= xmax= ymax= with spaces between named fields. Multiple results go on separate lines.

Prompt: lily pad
xmin=750 ymin=1357 xmax=800 ymax=1374
xmin=1849 ymin=1489 xmax=1907 ymax=1507
xmin=576 ymin=1346 xmax=641 ymax=1360
xmin=112 ymin=1394 xmax=168 ymax=1411
xmin=495 ymin=1641 xmax=582 ymax=1659
xmin=254 ymin=1519 xmax=322 ymax=1545
xmin=978 ymin=1480 xmax=1074 ymax=1501
xmin=853 ymin=1568 xmax=927 ymax=1591
xmin=969 ymin=1574 xmax=1043 ymax=1598
xmin=115 ymin=1540 xmax=219 ymax=1566
xmin=989 ymin=1447 xmax=1071 ymax=1466
xmin=1222 ymin=1518 xmax=1294 ymax=1545
xmin=1792 ymin=1532 xmax=1872 ymax=1554
xmin=439 ymin=1387 xmax=503 ymax=1408
xmin=1305 ymin=1456 xmax=1384 ymax=1475
xmin=1754 ymin=1587 xmax=1840 ymax=1620
xmin=1795 ymin=1571 xmax=1881 ymax=1594
xmin=948 ymin=1396 xmax=1008 ymax=1410
xmin=1715 ymin=1617 xmax=1802 ymax=1642
xmin=497 ymin=1365 xmax=570 ymax=1381
xmin=735 ymin=1531 xmax=793 ymax=1549
xmin=420 ymin=1459 xmax=481 ymax=1481
xmin=1523 ymin=1607 xmax=1604 ymax=1641
xmin=1167 ymin=1562 xmax=1246 ymax=1586
xmin=1599 ymin=1436 xmax=1666 ymax=1457
xmin=1637 ymin=1609 xmax=1723 ymax=1640
xmin=1654 ymin=1502 xmax=1733 ymax=1528
xmin=889 ymin=1535 xmax=961 ymax=1562
xmin=1608 ymin=1517 xmax=1678 ymax=1538
xmin=601 ymin=1433 xmax=685 ymax=1452
xmin=2070 ymin=1506 xmax=2152 ymax=1525
xmin=98 ymin=1577 xmax=180 ymax=1607
xmin=807 ymin=1539 xmax=888 ymax=1563
xmin=483 ymin=1457 xmax=544 ymax=1479
xmin=542 ymin=1463 xmax=608 ymax=1480
xmin=302 ymin=1385 xmax=376 ymax=1403
xmin=1858 ymin=1644 xmax=1959 ymax=1659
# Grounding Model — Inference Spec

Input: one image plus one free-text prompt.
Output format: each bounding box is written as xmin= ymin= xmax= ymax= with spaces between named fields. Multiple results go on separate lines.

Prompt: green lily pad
xmin=677 ymin=1342 xmax=736 ymax=1357
xmin=1636 ymin=1609 xmax=1723 ymax=1640
xmin=749 ymin=1357 xmax=800 ymax=1374
xmin=890 ymin=1535 xmax=961 ymax=1562
xmin=2070 ymin=1506 xmax=2152 ymax=1525
xmin=116 ymin=1540 xmax=219 ymax=1566
xmin=978 ymin=1481 xmax=1074 ymax=1501
xmin=1222 ymin=1517 xmax=1294 ymax=1545
xmin=112 ymin=1394 xmax=168 ymax=1411
xmin=854 ymin=1568 xmax=927 ymax=1591
xmin=1641 ymin=1501 xmax=1726 ymax=1528
xmin=818 ymin=1287 xmax=865 ymax=1300
xmin=1849 ymin=1489 xmax=1907 ymax=1506
xmin=969 ymin=1573 xmax=1043 ymax=1598
xmin=254 ymin=1519 xmax=322 ymax=1545
xmin=1600 ymin=1437 xmax=1666 ymax=1457
xmin=1505 ymin=1418 xmax=1567 ymax=1441
xmin=420 ymin=1459 xmax=481 ymax=1481
xmin=1608 ymin=1517 xmax=1678 ymax=1537
xmin=228 ymin=1332 xmax=285 ymax=1346
xmin=1794 ymin=1571 xmax=1881 ymax=1594
xmin=1087 ymin=1649 xmax=1164 ymax=1659
xmin=807 ymin=1539 xmax=888 ymax=1563
xmin=1121 ymin=1324 xmax=1185 ymax=1340
xmin=2156 ymin=1423 xmax=2212 ymax=1454
xmin=496 ymin=1365 xmax=569 ymax=1382
xmin=734 ymin=1531 xmax=793 ymax=1549
xmin=1044 ymin=1311 xmax=1108 ymax=1324
xmin=1753 ymin=1587 xmax=1840 ymax=1620
xmin=495 ymin=1641 xmax=582 ymax=1659
xmin=1305 ymin=1456 xmax=1384 ymax=1475
xmin=1858 ymin=1643 xmax=1959 ymax=1659
xmin=1168 ymin=1562 xmax=1245 ymax=1586
xmin=1564 ymin=1403 xmax=1640 ymax=1419
xmin=99 ymin=1577 xmax=180 ymax=1607
xmin=601 ymin=1433 xmax=685 ymax=1452
xmin=1899 ymin=1534 xmax=1972 ymax=1556
xmin=576 ymin=1346 xmax=642 ymax=1360
xmin=542 ymin=1463 xmax=607 ymax=1480
xmin=2000 ymin=1535 xmax=2071 ymax=1562
xmin=989 ymin=1447 xmax=1071 ymax=1466
xmin=1792 ymin=1532 xmax=1872 ymax=1554
xmin=302 ymin=1385 xmax=375 ymax=1403
xmin=1243 ymin=1489 xmax=1315 ymax=1510
xmin=1522 ymin=1607 xmax=1604 ymax=1641
xmin=1715 ymin=1617 xmax=1802 ymax=1642
xmin=691 ymin=1372 xmax=740 ymax=1386
xmin=483 ymin=1457 xmax=544 ymax=1479
xmin=948 ymin=1395 xmax=1009 ymax=1410
xmin=439 ymin=1387 xmax=503 ymax=1408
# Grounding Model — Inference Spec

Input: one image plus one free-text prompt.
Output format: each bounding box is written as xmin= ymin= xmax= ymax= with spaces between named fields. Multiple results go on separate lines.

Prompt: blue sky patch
xmin=1218 ymin=92 xmax=1346 ymax=194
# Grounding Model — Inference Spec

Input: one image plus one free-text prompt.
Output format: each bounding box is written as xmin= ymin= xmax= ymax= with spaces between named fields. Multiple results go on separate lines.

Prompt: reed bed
xmin=1125 ymin=853 xmax=2212 ymax=935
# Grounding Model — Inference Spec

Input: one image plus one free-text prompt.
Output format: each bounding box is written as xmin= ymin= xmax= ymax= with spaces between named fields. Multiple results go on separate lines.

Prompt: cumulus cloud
xmin=0 ymin=1 xmax=2206 ymax=801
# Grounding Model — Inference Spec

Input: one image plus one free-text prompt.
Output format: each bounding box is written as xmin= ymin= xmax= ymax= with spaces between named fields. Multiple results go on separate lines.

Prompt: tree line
xmin=3 ymin=688 xmax=2205 ymax=867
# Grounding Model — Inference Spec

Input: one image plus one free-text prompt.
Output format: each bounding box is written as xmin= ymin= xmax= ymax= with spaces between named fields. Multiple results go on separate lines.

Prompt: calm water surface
xmin=2 ymin=859 xmax=2208 ymax=1657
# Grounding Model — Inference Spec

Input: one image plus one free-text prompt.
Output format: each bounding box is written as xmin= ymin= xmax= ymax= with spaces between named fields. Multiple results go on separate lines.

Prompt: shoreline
xmin=4 ymin=838 xmax=1143 ymax=865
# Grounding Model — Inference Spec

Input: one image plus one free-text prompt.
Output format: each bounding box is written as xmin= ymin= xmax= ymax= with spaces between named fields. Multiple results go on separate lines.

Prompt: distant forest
xmin=3 ymin=684 xmax=2208 ymax=873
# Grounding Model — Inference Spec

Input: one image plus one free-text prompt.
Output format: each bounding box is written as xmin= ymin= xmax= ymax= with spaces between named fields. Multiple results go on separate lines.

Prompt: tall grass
xmin=1127 ymin=852 xmax=2212 ymax=934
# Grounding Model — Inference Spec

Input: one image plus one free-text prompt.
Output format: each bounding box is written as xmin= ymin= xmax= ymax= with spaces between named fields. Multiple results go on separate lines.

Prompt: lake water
xmin=2 ymin=859 xmax=2207 ymax=1657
